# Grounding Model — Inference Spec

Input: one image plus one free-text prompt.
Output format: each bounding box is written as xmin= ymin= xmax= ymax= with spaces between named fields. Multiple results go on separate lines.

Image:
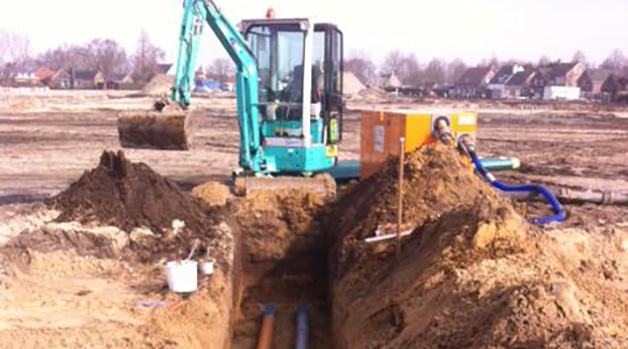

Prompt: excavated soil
xmin=27 ymin=150 xmax=233 ymax=264
xmin=0 ymin=154 xmax=240 ymax=349
xmin=329 ymin=144 xmax=628 ymax=348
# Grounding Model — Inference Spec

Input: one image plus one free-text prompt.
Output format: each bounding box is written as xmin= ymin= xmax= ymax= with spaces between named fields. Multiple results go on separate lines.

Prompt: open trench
xmin=230 ymin=194 xmax=335 ymax=349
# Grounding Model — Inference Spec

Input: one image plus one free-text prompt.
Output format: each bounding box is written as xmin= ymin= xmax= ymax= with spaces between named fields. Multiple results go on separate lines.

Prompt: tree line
xmin=346 ymin=49 xmax=628 ymax=88
xmin=2 ymin=28 xmax=627 ymax=88
xmin=0 ymin=30 xmax=165 ymax=85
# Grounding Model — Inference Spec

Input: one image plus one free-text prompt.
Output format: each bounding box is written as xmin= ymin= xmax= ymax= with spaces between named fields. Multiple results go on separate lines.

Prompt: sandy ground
xmin=1 ymin=90 xmax=628 ymax=348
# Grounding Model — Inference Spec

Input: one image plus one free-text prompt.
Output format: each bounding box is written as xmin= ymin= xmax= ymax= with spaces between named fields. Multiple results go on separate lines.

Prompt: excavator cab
xmin=117 ymin=1 xmax=343 ymax=194
xmin=241 ymin=19 xmax=344 ymax=174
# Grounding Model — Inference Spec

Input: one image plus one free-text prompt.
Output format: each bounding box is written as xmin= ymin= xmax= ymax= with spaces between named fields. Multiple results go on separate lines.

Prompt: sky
xmin=1 ymin=0 xmax=627 ymax=66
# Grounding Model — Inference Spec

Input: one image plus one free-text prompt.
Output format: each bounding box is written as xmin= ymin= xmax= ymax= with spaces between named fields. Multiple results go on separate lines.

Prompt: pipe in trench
xmin=295 ymin=304 xmax=309 ymax=349
xmin=257 ymin=304 xmax=275 ymax=349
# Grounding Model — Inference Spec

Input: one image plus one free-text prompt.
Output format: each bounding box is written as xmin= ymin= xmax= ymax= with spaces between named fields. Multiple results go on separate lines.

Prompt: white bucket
xmin=165 ymin=260 xmax=198 ymax=293
xmin=201 ymin=260 xmax=214 ymax=276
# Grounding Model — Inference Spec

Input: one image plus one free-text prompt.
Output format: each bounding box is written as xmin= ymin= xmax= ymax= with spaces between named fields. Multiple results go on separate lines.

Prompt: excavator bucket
xmin=117 ymin=109 xmax=196 ymax=150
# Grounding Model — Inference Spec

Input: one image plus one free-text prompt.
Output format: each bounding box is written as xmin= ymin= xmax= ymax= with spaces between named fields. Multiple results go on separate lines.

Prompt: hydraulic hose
xmin=464 ymin=145 xmax=566 ymax=225
xmin=295 ymin=305 xmax=309 ymax=349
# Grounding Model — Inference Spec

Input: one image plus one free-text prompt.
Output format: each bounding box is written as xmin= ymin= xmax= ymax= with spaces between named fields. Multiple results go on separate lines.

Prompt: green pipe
xmin=479 ymin=157 xmax=521 ymax=172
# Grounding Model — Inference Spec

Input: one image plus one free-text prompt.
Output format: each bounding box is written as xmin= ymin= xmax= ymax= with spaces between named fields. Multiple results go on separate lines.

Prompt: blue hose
xmin=468 ymin=150 xmax=566 ymax=225
xmin=295 ymin=305 xmax=309 ymax=349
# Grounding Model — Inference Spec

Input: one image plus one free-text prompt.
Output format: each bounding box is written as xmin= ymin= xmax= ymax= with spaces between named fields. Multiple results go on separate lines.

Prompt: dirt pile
xmin=1 ymin=150 xmax=234 ymax=263
xmin=48 ymin=150 xmax=211 ymax=234
xmin=191 ymin=181 xmax=233 ymax=207
xmin=343 ymin=72 xmax=366 ymax=96
xmin=142 ymin=74 xmax=174 ymax=96
xmin=329 ymin=144 xmax=628 ymax=348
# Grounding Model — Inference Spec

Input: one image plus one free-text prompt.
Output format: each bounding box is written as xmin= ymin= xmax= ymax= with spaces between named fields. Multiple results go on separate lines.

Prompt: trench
xmin=231 ymin=213 xmax=335 ymax=348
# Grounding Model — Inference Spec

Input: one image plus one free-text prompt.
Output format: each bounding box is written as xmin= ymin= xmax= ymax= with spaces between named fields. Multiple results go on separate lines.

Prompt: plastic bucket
xmin=165 ymin=260 xmax=198 ymax=293
xmin=201 ymin=260 xmax=214 ymax=276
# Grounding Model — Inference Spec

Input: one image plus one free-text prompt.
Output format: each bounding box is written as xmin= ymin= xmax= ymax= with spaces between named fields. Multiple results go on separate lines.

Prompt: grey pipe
xmin=295 ymin=305 xmax=309 ymax=349
xmin=507 ymin=188 xmax=628 ymax=206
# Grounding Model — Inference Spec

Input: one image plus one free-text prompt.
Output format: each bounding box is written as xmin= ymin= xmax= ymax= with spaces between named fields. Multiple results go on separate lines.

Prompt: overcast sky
xmin=1 ymin=0 xmax=627 ymax=66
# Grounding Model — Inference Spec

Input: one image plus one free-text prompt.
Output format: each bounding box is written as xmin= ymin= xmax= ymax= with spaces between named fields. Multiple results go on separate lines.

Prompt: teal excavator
xmin=118 ymin=0 xmax=344 ymax=193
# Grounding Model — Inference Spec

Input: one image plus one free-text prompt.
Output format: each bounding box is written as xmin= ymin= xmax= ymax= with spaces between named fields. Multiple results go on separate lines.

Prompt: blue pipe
xmin=468 ymin=150 xmax=566 ymax=225
xmin=295 ymin=305 xmax=309 ymax=349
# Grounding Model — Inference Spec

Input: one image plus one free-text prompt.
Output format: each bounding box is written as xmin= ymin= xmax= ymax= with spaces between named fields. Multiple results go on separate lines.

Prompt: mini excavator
xmin=117 ymin=0 xmax=344 ymax=195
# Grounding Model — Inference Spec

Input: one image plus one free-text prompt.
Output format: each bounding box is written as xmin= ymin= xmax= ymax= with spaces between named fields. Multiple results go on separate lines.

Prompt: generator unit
xmin=359 ymin=110 xmax=478 ymax=180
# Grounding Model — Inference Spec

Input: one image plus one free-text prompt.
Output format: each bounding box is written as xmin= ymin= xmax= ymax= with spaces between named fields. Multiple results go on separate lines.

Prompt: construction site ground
xmin=1 ymin=89 xmax=628 ymax=348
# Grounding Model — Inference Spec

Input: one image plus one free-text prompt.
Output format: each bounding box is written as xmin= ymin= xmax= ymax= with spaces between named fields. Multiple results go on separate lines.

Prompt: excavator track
xmin=234 ymin=174 xmax=337 ymax=198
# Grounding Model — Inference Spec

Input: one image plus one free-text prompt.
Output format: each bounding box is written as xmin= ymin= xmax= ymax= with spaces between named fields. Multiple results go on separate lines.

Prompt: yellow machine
xmin=359 ymin=110 xmax=478 ymax=179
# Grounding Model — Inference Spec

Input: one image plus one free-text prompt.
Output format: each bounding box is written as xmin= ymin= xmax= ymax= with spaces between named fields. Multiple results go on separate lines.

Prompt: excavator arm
xmin=119 ymin=0 xmax=263 ymax=171
xmin=171 ymin=0 xmax=263 ymax=170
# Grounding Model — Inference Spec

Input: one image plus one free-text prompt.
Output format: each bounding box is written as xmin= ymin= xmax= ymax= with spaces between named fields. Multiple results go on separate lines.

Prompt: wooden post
xmin=397 ymin=137 xmax=405 ymax=258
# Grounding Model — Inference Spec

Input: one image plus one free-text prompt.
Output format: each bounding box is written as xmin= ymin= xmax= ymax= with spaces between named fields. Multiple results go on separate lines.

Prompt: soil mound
xmin=191 ymin=181 xmax=233 ymax=207
xmin=329 ymin=144 xmax=628 ymax=348
xmin=142 ymin=74 xmax=174 ymax=96
xmin=343 ymin=72 xmax=366 ymax=96
xmin=48 ymin=150 xmax=210 ymax=234
xmin=330 ymin=143 xmax=505 ymax=243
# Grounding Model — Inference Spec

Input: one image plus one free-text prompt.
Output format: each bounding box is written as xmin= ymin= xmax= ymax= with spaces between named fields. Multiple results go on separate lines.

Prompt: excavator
xmin=117 ymin=0 xmax=344 ymax=194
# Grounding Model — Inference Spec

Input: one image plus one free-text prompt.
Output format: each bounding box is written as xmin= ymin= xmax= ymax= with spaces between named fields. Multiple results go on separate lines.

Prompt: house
xmin=578 ymin=69 xmax=612 ymax=100
xmin=48 ymin=69 xmax=104 ymax=89
xmin=35 ymin=68 xmax=55 ymax=85
xmin=504 ymin=70 xmax=537 ymax=99
xmin=73 ymin=70 xmax=103 ymax=89
xmin=532 ymin=62 xmax=585 ymax=100
xmin=14 ymin=70 xmax=41 ymax=86
xmin=49 ymin=69 xmax=72 ymax=89
xmin=379 ymin=72 xmax=402 ymax=91
xmin=453 ymin=66 xmax=495 ymax=99
xmin=488 ymin=64 xmax=524 ymax=98
xmin=601 ymin=74 xmax=628 ymax=103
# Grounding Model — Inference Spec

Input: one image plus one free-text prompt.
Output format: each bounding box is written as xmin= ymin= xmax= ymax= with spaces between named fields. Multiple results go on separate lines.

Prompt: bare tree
xmin=480 ymin=55 xmax=500 ymax=69
xmin=87 ymin=39 xmax=128 ymax=80
xmin=39 ymin=44 xmax=93 ymax=71
xmin=344 ymin=51 xmax=376 ymax=86
xmin=381 ymin=50 xmax=404 ymax=75
xmin=423 ymin=58 xmax=446 ymax=86
xmin=601 ymin=49 xmax=626 ymax=70
xmin=538 ymin=55 xmax=551 ymax=66
xmin=0 ymin=30 xmax=30 ymax=64
xmin=572 ymin=50 xmax=587 ymax=65
xmin=446 ymin=59 xmax=467 ymax=84
xmin=132 ymin=30 xmax=165 ymax=83
xmin=398 ymin=53 xmax=422 ymax=87
xmin=0 ymin=30 xmax=31 ymax=84
xmin=209 ymin=58 xmax=235 ymax=85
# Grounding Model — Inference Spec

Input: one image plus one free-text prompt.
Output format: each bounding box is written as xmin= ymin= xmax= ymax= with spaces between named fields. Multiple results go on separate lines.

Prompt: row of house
xmin=452 ymin=62 xmax=628 ymax=102
xmin=11 ymin=64 xmax=174 ymax=90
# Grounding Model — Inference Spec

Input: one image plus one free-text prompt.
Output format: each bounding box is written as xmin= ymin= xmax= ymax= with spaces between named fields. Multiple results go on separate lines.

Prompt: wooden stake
xmin=397 ymin=137 xmax=405 ymax=258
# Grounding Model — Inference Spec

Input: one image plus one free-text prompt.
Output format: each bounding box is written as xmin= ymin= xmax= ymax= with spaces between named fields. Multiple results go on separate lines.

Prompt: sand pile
xmin=142 ymin=74 xmax=174 ymax=96
xmin=329 ymin=144 xmax=628 ymax=348
xmin=343 ymin=72 xmax=366 ymax=96
xmin=191 ymin=181 xmax=233 ymax=207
